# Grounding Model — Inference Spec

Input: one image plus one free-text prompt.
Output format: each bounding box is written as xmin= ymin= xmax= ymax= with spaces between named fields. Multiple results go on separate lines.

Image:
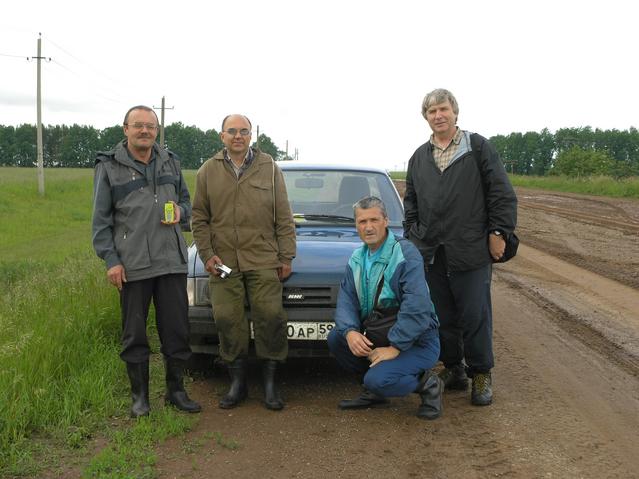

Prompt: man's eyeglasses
xmin=125 ymin=122 xmax=159 ymax=131
xmin=224 ymin=128 xmax=251 ymax=137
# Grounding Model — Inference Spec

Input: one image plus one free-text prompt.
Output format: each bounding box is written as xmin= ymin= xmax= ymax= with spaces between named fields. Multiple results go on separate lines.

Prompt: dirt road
xmin=155 ymin=187 xmax=639 ymax=479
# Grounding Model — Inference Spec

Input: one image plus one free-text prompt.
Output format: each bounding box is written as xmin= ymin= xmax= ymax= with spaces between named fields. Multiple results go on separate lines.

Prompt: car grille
xmin=282 ymin=286 xmax=337 ymax=307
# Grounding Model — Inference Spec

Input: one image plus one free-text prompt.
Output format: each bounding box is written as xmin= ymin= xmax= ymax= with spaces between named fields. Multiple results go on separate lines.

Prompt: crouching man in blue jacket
xmin=327 ymin=196 xmax=443 ymax=420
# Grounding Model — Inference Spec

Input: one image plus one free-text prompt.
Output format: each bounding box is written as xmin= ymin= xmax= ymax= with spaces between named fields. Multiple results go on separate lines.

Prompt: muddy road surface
xmin=161 ymin=187 xmax=639 ymax=478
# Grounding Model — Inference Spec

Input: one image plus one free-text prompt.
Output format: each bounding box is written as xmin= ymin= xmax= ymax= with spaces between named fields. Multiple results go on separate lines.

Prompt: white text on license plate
xmin=287 ymin=321 xmax=334 ymax=340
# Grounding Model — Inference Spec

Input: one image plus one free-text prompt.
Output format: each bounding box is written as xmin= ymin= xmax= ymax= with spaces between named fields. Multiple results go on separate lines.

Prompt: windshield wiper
xmin=293 ymin=213 xmax=354 ymax=223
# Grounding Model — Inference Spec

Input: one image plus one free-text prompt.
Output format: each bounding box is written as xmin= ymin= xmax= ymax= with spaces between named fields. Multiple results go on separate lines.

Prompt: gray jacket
xmin=92 ymin=140 xmax=191 ymax=282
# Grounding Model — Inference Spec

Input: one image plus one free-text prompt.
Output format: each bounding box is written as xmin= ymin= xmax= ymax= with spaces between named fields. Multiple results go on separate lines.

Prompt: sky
xmin=1 ymin=0 xmax=638 ymax=171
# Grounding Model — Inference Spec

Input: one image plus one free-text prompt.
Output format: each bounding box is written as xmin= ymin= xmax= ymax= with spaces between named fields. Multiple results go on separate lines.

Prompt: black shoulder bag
xmin=470 ymin=134 xmax=519 ymax=263
xmin=362 ymin=270 xmax=399 ymax=348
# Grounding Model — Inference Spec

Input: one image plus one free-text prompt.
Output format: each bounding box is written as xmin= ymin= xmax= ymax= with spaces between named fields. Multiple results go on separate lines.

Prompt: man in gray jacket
xmin=92 ymin=105 xmax=201 ymax=418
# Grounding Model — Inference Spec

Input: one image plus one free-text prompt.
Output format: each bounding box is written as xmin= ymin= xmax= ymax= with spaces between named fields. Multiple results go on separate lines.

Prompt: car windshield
xmin=283 ymin=169 xmax=403 ymax=226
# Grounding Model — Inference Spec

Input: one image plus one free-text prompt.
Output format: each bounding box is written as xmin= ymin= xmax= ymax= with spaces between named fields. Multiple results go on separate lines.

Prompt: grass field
xmin=0 ymin=167 xmax=197 ymax=477
xmin=510 ymin=174 xmax=639 ymax=198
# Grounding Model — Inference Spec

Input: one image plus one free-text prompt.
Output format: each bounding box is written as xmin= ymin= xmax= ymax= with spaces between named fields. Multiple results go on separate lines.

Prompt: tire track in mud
xmin=518 ymin=200 xmax=639 ymax=234
xmin=495 ymin=269 xmax=639 ymax=379
xmin=517 ymin=235 xmax=639 ymax=290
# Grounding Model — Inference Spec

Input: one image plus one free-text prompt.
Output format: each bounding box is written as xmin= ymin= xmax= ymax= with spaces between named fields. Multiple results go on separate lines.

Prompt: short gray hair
xmin=353 ymin=196 xmax=387 ymax=218
xmin=123 ymin=105 xmax=159 ymax=125
xmin=421 ymin=88 xmax=459 ymax=120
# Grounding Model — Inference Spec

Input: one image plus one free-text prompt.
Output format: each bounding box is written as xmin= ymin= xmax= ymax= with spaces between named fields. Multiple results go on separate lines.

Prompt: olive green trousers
xmin=209 ymin=268 xmax=288 ymax=362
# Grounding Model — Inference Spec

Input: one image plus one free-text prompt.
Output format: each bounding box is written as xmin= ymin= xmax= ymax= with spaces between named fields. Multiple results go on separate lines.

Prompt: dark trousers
xmin=426 ymin=248 xmax=494 ymax=375
xmin=327 ymin=329 xmax=440 ymax=397
xmin=120 ymin=273 xmax=191 ymax=363
xmin=209 ymin=269 xmax=288 ymax=363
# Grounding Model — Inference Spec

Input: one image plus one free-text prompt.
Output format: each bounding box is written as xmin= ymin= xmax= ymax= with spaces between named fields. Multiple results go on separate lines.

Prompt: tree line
xmin=491 ymin=127 xmax=639 ymax=177
xmin=1 ymin=124 xmax=638 ymax=177
xmin=0 ymin=123 xmax=290 ymax=170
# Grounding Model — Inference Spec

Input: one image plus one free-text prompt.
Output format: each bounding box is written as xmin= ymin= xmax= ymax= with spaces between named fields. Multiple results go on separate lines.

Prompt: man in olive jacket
xmin=191 ymin=114 xmax=296 ymax=411
xmin=404 ymin=89 xmax=517 ymax=407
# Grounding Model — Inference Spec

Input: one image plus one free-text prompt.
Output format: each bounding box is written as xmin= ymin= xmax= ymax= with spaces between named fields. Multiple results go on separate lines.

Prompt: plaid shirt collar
xmin=430 ymin=127 xmax=463 ymax=152
xmin=223 ymin=147 xmax=255 ymax=177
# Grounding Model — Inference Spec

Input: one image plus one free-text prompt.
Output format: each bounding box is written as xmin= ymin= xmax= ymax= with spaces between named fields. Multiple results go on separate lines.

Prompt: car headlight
xmin=195 ymin=277 xmax=211 ymax=306
xmin=187 ymin=277 xmax=195 ymax=306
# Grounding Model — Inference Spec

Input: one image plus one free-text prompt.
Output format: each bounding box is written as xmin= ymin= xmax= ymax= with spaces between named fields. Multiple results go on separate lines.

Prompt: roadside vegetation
xmin=0 ymin=167 xmax=198 ymax=478
xmin=389 ymin=170 xmax=639 ymax=199
xmin=510 ymin=174 xmax=639 ymax=199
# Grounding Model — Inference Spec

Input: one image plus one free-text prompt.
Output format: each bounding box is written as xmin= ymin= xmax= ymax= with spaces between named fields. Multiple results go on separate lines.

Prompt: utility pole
xmin=28 ymin=33 xmax=51 ymax=196
xmin=153 ymin=96 xmax=173 ymax=148
xmin=256 ymin=125 xmax=260 ymax=150
xmin=286 ymin=140 xmax=288 ymax=160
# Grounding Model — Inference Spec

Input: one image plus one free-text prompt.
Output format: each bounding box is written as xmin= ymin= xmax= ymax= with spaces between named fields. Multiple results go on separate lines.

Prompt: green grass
xmin=83 ymin=409 xmax=195 ymax=479
xmin=510 ymin=174 xmax=639 ymax=198
xmin=388 ymin=171 xmax=406 ymax=180
xmin=0 ymin=167 xmax=199 ymax=478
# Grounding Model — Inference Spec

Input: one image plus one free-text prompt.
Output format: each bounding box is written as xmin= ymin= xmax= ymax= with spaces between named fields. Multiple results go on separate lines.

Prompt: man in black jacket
xmin=403 ymin=89 xmax=517 ymax=406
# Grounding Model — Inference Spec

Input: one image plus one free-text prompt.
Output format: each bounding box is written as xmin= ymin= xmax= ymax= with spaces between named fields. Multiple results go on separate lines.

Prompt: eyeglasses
xmin=125 ymin=122 xmax=159 ymax=131
xmin=224 ymin=128 xmax=251 ymax=137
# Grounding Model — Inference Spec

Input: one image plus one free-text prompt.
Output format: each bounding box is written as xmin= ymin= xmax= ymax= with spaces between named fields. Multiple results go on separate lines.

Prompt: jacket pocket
xmin=248 ymin=178 xmax=273 ymax=206
xmin=409 ymin=221 xmax=428 ymax=241
xmin=260 ymin=233 xmax=278 ymax=253
xmin=115 ymin=230 xmax=152 ymax=271
xmin=173 ymin=226 xmax=188 ymax=264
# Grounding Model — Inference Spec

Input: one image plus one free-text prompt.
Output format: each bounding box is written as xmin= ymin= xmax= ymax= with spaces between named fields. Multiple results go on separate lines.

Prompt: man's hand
xmin=488 ymin=233 xmax=506 ymax=261
xmin=277 ymin=263 xmax=292 ymax=281
xmin=160 ymin=201 xmax=181 ymax=225
xmin=346 ymin=331 xmax=374 ymax=357
xmin=107 ymin=264 xmax=127 ymax=291
xmin=368 ymin=346 xmax=400 ymax=367
xmin=205 ymin=255 xmax=223 ymax=275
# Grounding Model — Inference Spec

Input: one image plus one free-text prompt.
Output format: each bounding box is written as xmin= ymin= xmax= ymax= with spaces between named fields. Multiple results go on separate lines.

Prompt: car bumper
xmin=188 ymin=306 xmax=336 ymax=358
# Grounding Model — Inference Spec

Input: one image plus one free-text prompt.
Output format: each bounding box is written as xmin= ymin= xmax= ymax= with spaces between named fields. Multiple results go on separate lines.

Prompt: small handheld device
xmin=214 ymin=263 xmax=232 ymax=279
xmin=164 ymin=202 xmax=175 ymax=223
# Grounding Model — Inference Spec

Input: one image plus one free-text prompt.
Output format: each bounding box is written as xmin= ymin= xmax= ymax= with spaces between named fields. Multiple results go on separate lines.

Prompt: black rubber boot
xmin=439 ymin=364 xmax=469 ymax=391
xmin=416 ymin=370 xmax=444 ymax=420
xmin=219 ymin=358 xmax=248 ymax=409
xmin=126 ymin=361 xmax=150 ymax=418
xmin=338 ymin=389 xmax=388 ymax=409
xmin=164 ymin=359 xmax=202 ymax=413
xmin=262 ymin=360 xmax=285 ymax=411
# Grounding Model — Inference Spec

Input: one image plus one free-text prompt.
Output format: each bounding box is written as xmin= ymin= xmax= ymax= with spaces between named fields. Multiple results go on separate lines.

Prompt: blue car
xmin=186 ymin=162 xmax=404 ymax=358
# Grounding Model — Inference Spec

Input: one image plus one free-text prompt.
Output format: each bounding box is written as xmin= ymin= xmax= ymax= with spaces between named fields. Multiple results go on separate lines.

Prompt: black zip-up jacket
xmin=403 ymin=131 xmax=517 ymax=272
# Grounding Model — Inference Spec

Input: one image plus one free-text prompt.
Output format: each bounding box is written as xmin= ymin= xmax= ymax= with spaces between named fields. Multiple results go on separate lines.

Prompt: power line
xmin=0 ymin=52 xmax=28 ymax=59
xmin=49 ymin=59 xmax=123 ymax=103
xmin=43 ymin=33 xmax=141 ymax=99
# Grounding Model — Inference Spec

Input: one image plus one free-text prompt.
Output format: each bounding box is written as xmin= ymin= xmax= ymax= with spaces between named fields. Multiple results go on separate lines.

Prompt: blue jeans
xmin=327 ymin=328 xmax=440 ymax=397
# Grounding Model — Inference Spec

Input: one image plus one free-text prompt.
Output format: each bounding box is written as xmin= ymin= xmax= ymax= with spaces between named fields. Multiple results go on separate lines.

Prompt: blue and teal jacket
xmin=334 ymin=230 xmax=439 ymax=351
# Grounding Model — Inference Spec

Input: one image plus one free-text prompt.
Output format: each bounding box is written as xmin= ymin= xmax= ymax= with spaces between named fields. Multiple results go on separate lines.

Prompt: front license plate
xmin=287 ymin=321 xmax=334 ymax=340
xmin=250 ymin=322 xmax=334 ymax=340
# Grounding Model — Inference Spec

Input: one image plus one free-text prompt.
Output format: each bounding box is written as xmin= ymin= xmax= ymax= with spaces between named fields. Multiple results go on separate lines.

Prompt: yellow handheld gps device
xmin=164 ymin=202 xmax=175 ymax=223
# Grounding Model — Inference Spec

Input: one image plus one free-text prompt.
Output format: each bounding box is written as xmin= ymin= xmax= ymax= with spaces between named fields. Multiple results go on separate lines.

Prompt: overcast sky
xmin=1 ymin=0 xmax=637 ymax=170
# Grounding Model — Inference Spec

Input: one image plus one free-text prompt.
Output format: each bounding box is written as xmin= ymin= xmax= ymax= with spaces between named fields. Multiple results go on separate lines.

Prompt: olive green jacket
xmin=191 ymin=148 xmax=296 ymax=271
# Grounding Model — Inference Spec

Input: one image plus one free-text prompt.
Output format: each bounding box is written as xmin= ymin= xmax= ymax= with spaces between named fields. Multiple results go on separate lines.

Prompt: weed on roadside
xmin=82 ymin=408 xmax=196 ymax=479
xmin=213 ymin=432 xmax=240 ymax=451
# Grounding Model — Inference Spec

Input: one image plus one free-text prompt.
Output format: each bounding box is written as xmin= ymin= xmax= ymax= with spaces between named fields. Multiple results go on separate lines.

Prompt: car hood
xmin=188 ymin=226 xmax=404 ymax=284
